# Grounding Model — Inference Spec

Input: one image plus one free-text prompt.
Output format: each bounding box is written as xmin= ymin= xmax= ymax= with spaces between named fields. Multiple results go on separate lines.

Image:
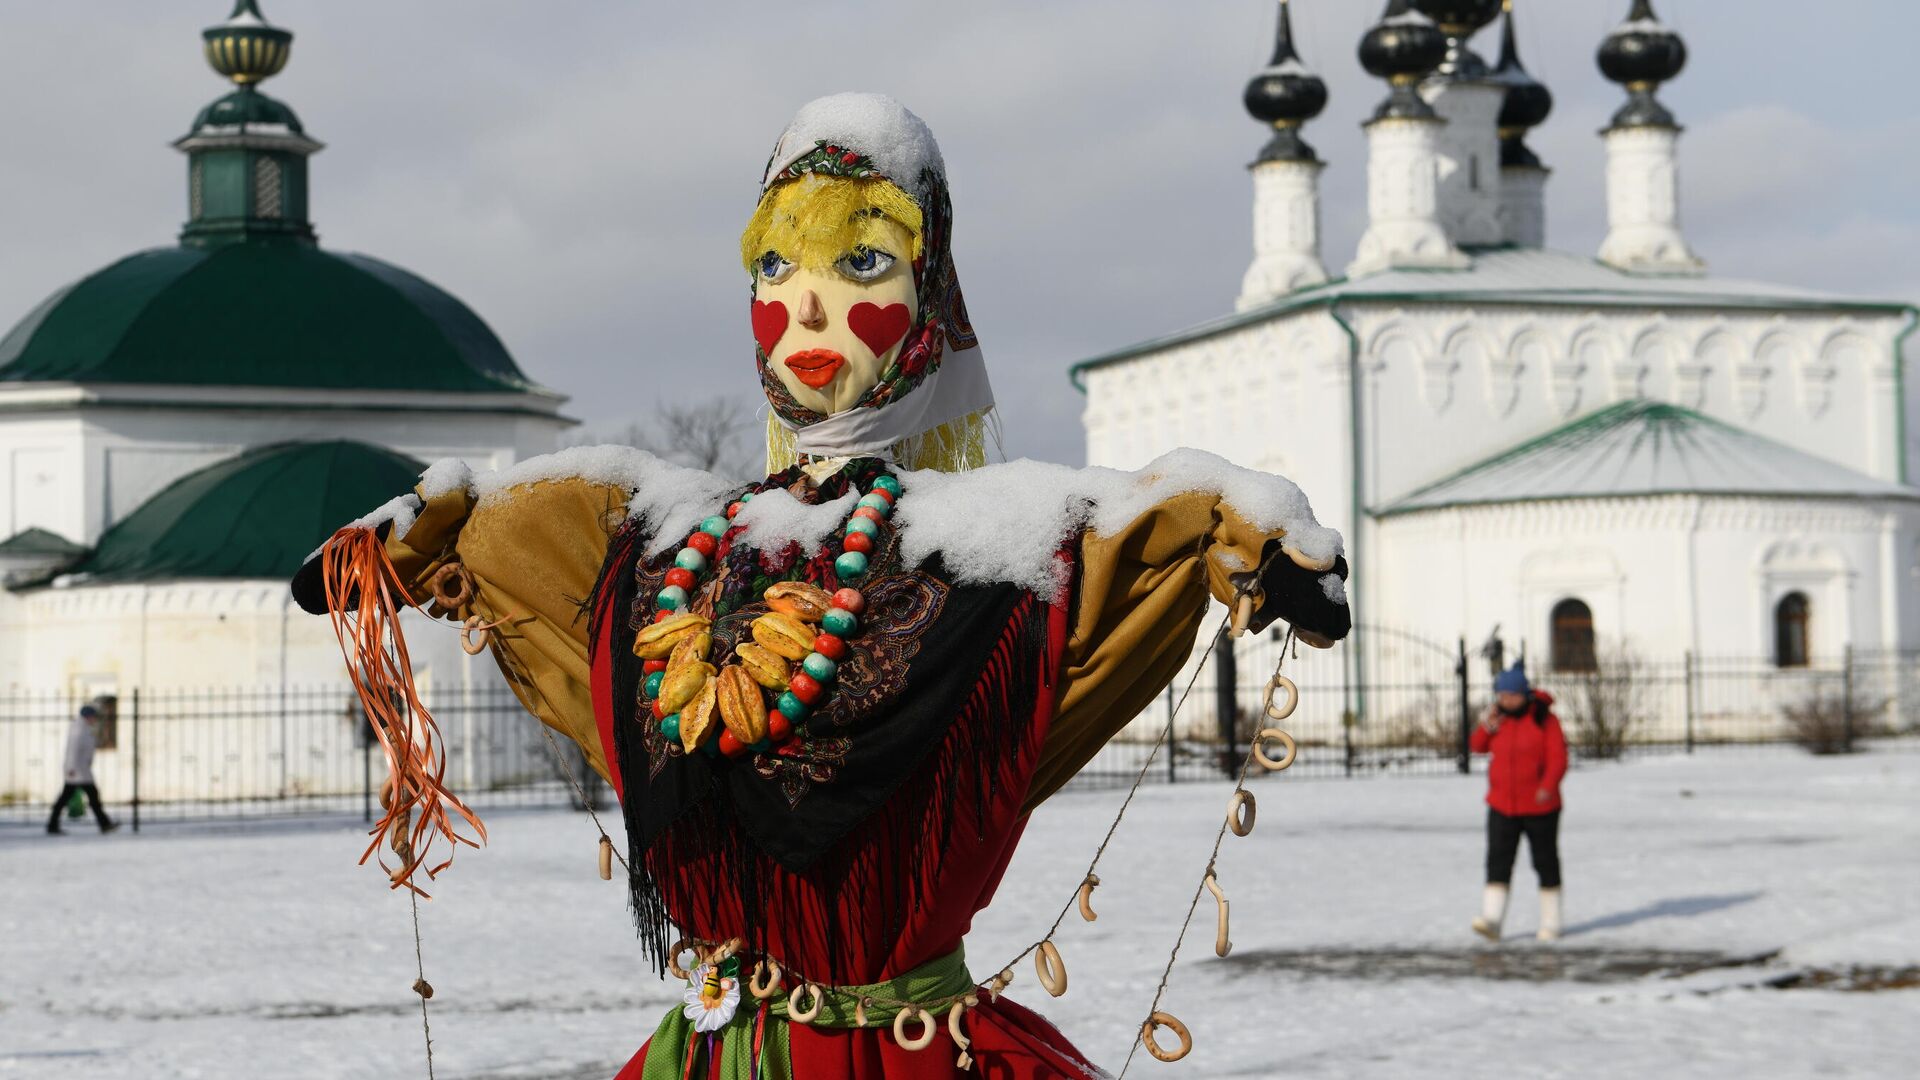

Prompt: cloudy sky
xmin=2 ymin=1 xmax=1915 ymax=467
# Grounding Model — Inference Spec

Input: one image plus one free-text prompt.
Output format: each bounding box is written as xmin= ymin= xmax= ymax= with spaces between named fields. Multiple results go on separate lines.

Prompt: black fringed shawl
xmin=587 ymin=460 xmax=1057 ymax=974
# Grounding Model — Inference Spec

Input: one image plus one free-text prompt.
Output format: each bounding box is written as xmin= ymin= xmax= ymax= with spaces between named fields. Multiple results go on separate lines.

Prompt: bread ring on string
xmin=461 ymin=614 xmax=504 ymax=656
xmin=597 ymin=835 xmax=613 ymax=880
xmin=1206 ymin=871 xmax=1232 ymax=958
xmin=1076 ymin=874 xmax=1100 ymax=922
xmin=1228 ymin=789 xmax=1257 ymax=837
xmin=428 ymin=563 xmax=475 ymax=610
xmin=1142 ymin=1011 xmax=1193 ymax=1062
xmin=666 ymin=939 xmax=697 ymax=981
xmin=893 ymin=1006 xmax=937 ymax=1051
xmin=748 ymin=958 xmax=782 ymax=1000
xmin=854 ymin=996 xmax=872 ymax=1028
xmin=1034 ymin=941 xmax=1068 ymax=997
xmin=787 ymin=982 xmax=824 ymax=1024
xmin=1263 ymin=674 xmax=1299 ymax=722
xmin=1253 ymin=727 xmax=1298 ymax=772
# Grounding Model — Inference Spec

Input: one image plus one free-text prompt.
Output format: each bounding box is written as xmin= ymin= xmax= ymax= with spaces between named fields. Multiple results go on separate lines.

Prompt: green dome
xmin=62 ymin=440 xmax=423 ymax=584
xmin=0 ymin=243 xmax=536 ymax=393
xmin=192 ymin=88 xmax=303 ymax=133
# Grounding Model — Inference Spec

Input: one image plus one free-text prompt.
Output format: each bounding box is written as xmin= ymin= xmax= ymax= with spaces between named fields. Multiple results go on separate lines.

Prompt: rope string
xmin=409 ymin=889 xmax=436 ymax=1080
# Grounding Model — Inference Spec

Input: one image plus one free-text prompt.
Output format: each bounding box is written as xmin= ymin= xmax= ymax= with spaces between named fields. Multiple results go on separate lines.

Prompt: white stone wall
xmin=1420 ymin=80 xmax=1506 ymax=248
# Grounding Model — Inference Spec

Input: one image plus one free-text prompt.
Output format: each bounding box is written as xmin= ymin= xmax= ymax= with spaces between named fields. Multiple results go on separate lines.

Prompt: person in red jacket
xmin=1468 ymin=661 xmax=1567 ymax=941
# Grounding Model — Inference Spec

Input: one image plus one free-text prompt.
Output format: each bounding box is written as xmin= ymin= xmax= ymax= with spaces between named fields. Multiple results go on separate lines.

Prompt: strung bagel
xmin=1206 ymin=872 xmax=1232 ymax=958
xmin=1253 ymin=727 xmax=1298 ymax=772
xmin=748 ymin=958 xmax=782 ymax=1000
xmin=428 ymin=563 xmax=474 ymax=610
xmin=1228 ymin=789 xmax=1257 ymax=837
xmin=1076 ymin=874 xmax=1101 ymax=922
xmin=666 ymin=939 xmax=697 ymax=981
xmin=597 ymin=835 xmax=613 ymax=880
xmin=854 ymin=996 xmax=872 ymax=1028
xmin=1034 ymin=941 xmax=1068 ymax=997
xmin=787 ymin=982 xmax=824 ymax=1024
xmin=893 ymin=1006 xmax=938 ymax=1051
xmin=1142 ymin=1011 xmax=1193 ymax=1062
xmin=1263 ymin=674 xmax=1299 ymax=722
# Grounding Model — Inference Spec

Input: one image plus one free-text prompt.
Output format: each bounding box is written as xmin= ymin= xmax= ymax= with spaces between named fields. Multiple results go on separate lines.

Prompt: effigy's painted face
xmin=751 ymin=217 xmax=917 ymax=415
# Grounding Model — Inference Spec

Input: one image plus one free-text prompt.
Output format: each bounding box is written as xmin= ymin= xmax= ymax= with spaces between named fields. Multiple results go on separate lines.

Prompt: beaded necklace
xmin=633 ymin=473 xmax=903 ymax=759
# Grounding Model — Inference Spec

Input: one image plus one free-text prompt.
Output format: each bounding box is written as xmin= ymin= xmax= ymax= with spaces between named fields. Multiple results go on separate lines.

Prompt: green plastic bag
xmin=66 ymin=789 xmax=85 ymax=819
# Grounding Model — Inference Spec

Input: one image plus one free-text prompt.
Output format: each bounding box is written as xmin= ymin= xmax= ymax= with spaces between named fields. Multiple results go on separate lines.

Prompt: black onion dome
xmin=1245 ymin=1 xmax=1330 ymax=163
xmin=1412 ymin=0 xmax=1502 ymax=79
xmin=1598 ymin=0 xmax=1686 ymax=129
xmin=1493 ymin=2 xmax=1552 ymax=166
xmin=1361 ymin=0 xmax=1447 ymax=120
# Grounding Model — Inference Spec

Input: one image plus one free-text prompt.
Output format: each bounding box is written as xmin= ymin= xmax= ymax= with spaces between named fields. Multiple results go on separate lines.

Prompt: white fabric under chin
xmin=780 ymin=345 xmax=995 ymax=460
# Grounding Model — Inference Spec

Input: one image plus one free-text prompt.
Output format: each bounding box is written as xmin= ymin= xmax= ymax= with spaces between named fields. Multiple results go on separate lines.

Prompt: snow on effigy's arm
xmin=424 ymin=446 xmax=738 ymax=559
xmin=306 ymin=492 xmax=423 ymax=562
xmin=894 ymin=449 xmax=1344 ymax=602
xmin=731 ymin=487 xmax=859 ymax=558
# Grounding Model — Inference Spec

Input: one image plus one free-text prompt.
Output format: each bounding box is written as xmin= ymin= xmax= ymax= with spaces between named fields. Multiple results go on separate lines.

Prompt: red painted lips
xmin=783 ymin=349 xmax=846 ymax=389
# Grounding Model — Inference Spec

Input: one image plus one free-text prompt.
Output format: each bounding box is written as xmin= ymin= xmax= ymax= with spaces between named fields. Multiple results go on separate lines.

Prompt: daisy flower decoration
xmin=682 ymin=962 xmax=741 ymax=1033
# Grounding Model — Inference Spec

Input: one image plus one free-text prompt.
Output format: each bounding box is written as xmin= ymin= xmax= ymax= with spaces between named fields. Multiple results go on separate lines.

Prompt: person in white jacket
xmin=47 ymin=702 xmax=117 ymax=835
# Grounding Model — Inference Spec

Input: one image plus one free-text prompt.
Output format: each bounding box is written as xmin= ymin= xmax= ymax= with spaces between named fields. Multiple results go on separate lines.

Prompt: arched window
xmin=1775 ymin=592 xmax=1811 ymax=669
xmin=1551 ymin=599 xmax=1596 ymax=673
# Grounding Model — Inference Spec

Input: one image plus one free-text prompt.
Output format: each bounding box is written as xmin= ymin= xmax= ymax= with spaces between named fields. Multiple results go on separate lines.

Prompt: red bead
xmin=852 ymin=506 xmax=885 ymax=524
xmin=768 ymin=714 xmax=793 ymax=742
xmin=653 ymin=609 xmax=676 ymax=624
xmin=651 ymin=699 xmax=666 ymax=720
xmin=831 ymin=588 xmax=865 ymax=615
xmin=843 ymin=531 xmax=874 ymax=554
xmin=812 ymin=633 xmax=847 ymax=661
xmin=642 ymin=659 xmax=669 ymax=675
xmin=664 ymin=567 xmax=696 ymax=591
xmin=824 ymin=145 xmax=839 ymax=156
xmin=841 ymin=151 xmax=859 ymax=164
xmin=726 ymin=501 xmax=745 ymax=519
xmin=686 ymin=531 xmax=718 ymax=558
xmin=718 ymin=730 xmax=747 ymax=758
xmin=867 ymin=486 xmax=895 ymax=505
xmin=788 ymin=673 xmax=824 ymax=705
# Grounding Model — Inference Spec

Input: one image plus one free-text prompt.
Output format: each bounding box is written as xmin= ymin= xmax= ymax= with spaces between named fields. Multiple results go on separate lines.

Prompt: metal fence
xmin=0 ymin=684 xmax=600 ymax=830
xmin=5 ymin=633 xmax=1916 ymax=828
xmin=1074 ymin=626 xmax=1920 ymax=786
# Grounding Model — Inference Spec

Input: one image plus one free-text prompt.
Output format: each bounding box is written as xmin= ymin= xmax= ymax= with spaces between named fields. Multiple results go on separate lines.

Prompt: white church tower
xmin=1350 ymin=0 xmax=1466 ymax=275
xmin=1597 ymin=0 xmax=1703 ymax=273
xmin=1238 ymin=1 xmax=1331 ymax=310
xmin=1412 ymin=2 xmax=1507 ymax=247
xmin=1491 ymin=0 xmax=1553 ymax=248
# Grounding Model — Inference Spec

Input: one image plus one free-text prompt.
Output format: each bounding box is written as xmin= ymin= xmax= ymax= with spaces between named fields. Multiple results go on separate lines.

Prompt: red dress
xmin=594 ymin=576 xmax=1103 ymax=1079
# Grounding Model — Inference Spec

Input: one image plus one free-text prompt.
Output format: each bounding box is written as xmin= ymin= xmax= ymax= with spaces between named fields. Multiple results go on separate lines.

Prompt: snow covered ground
xmin=2 ymin=749 xmax=1915 ymax=1079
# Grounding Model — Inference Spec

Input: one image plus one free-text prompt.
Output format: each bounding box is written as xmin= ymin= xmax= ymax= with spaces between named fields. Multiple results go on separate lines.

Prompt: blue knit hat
xmin=1493 ymin=660 xmax=1530 ymax=695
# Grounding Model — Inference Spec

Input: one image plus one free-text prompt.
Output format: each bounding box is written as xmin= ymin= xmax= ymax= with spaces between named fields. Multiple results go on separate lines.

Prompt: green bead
xmin=701 ymin=515 xmax=729 ymax=537
xmin=777 ymin=692 xmax=808 ymax=720
xmin=858 ymin=493 xmax=892 ymax=516
xmin=660 ymin=714 xmax=680 ymax=740
xmin=655 ymin=585 xmax=687 ymax=611
xmin=644 ymin=671 xmax=665 ymax=697
xmin=872 ymin=475 xmax=902 ymax=497
xmin=846 ymin=516 xmax=880 ymax=538
xmin=674 ymin=548 xmax=708 ymax=573
xmin=751 ymin=738 xmax=773 ymax=754
xmin=738 ymin=491 xmax=755 ymax=503
xmin=822 ymin=608 xmax=858 ymax=637
xmin=834 ymin=551 xmax=869 ymax=579
xmin=802 ymin=653 xmax=837 ymax=681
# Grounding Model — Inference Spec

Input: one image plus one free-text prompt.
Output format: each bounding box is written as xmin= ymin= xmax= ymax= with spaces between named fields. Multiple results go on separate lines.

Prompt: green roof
xmin=0 ymin=244 xmax=537 ymax=394
xmin=1378 ymin=400 xmax=1920 ymax=516
xmin=56 ymin=440 xmax=423 ymax=584
xmin=0 ymin=527 xmax=86 ymax=559
xmin=192 ymin=87 xmax=303 ymax=133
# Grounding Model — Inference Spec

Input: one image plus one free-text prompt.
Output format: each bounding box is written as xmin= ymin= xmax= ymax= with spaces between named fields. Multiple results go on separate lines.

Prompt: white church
xmin=1075 ymin=0 xmax=1920 ymax=711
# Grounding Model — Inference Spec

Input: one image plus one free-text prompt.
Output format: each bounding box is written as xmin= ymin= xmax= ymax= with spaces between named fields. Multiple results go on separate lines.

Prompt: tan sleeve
xmin=1023 ymin=493 xmax=1276 ymax=811
xmin=386 ymin=478 xmax=628 ymax=783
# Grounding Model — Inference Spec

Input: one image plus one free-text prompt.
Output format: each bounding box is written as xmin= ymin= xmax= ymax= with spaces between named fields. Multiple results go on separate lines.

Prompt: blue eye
xmin=835 ymin=247 xmax=896 ymax=282
xmin=758 ymin=251 xmax=795 ymax=283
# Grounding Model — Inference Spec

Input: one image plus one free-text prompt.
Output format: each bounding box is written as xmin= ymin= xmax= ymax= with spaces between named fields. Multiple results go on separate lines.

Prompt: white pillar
xmin=1499 ymin=163 xmax=1548 ymax=249
xmin=1420 ymin=80 xmax=1506 ymax=247
xmin=1238 ymin=158 xmax=1327 ymax=310
xmin=1350 ymin=117 xmax=1468 ymax=277
xmin=1599 ymin=124 xmax=1702 ymax=274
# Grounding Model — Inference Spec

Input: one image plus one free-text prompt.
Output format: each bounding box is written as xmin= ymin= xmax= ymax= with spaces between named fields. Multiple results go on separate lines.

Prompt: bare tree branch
xmin=566 ymin=396 xmax=761 ymax=480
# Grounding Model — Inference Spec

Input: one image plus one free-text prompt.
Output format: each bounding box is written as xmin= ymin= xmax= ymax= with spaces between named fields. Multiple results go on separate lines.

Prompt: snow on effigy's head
xmin=763 ymin=92 xmax=945 ymax=197
xmin=731 ymin=488 xmax=859 ymax=558
xmin=894 ymin=449 xmax=1343 ymax=603
xmin=1320 ymin=572 xmax=1347 ymax=606
xmin=467 ymin=445 xmax=737 ymax=558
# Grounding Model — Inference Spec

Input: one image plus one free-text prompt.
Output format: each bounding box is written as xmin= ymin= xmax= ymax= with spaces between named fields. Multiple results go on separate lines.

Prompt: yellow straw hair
xmin=740 ymin=174 xmax=925 ymax=273
xmin=764 ymin=407 xmax=997 ymax=476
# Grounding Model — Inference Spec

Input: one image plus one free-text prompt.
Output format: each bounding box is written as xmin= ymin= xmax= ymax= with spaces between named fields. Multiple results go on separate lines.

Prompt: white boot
xmin=1471 ymin=883 xmax=1509 ymax=941
xmin=1537 ymin=887 xmax=1563 ymax=942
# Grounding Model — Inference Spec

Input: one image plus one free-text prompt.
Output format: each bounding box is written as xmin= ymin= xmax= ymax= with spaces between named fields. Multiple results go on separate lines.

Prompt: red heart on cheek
xmin=847 ymin=302 xmax=914 ymax=360
xmin=750 ymin=300 xmax=788 ymax=357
